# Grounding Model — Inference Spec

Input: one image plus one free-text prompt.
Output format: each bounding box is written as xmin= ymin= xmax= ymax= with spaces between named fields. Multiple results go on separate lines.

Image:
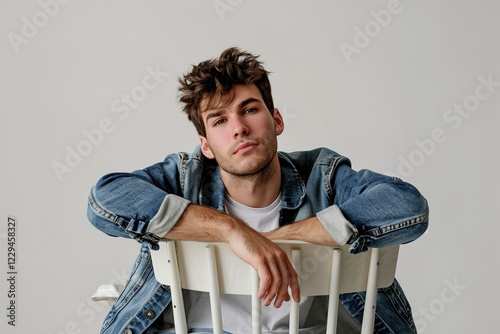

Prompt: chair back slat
xmin=151 ymin=240 xmax=399 ymax=332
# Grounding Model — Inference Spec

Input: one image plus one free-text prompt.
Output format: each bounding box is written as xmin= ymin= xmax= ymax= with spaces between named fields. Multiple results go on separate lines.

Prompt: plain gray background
xmin=1 ymin=1 xmax=499 ymax=333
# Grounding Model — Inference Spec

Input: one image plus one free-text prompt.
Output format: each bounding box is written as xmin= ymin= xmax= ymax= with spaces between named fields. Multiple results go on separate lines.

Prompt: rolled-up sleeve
xmin=316 ymin=205 xmax=358 ymax=246
xmin=147 ymin=194 xmax=190 ymax=238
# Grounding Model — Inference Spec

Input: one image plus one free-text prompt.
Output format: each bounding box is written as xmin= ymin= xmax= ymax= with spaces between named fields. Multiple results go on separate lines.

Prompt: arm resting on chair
xmin=166 ymin=203 xmax=301 ymax=308
xmin=263 ymin=216 xmax=338 ymax=246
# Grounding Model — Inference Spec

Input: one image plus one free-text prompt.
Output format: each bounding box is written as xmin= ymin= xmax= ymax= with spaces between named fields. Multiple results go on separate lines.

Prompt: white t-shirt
xmin=179 ymin=193 xmax=325 ymax=333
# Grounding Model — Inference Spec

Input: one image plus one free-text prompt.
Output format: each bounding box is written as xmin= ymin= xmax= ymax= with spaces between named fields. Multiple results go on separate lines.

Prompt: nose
xmin=232 ymin=116 xmax=249 ymax=139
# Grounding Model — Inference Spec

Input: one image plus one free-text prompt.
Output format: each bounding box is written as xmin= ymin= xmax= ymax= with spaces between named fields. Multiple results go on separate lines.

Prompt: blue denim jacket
xmin=87 ymin=146 xmax=429 ymax=333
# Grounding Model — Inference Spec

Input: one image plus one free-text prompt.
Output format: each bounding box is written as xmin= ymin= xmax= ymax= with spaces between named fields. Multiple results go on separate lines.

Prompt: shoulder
xmin=161 ymin=145 xmax=217 ymax=177
xmin=278 ymin=147 xmax=351 ymax=168
xmin=163 ymin=145 xmax=214 ymax=165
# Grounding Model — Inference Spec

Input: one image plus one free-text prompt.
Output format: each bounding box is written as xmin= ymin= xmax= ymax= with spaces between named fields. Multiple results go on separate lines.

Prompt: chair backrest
xmin=151 ymin=240 xmax=399 ymax=334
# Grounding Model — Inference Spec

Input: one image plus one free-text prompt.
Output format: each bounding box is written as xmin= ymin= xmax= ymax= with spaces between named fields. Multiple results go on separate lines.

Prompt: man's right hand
xmin=226 ymin=218 xmax=300 ymax=307
xmin=165 ymin=204 xmax=300 ymax=308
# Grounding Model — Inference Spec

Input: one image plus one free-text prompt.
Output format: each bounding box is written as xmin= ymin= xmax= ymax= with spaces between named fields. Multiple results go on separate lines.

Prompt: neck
xmin=222 ymin=155 xmax=281 ymax=208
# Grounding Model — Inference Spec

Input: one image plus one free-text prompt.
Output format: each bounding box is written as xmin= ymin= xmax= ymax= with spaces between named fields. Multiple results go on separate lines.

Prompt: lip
xmin=234 ymin=141 xmax=258 ymax=154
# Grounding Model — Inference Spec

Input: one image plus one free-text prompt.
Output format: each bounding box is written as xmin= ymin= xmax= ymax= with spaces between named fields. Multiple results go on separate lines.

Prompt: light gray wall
xmin=1 ymin=1 xmax=498 ymax=333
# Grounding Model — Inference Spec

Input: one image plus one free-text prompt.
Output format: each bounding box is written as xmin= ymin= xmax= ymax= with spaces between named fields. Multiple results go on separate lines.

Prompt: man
xmin=88 ymin=47 xmax=429 ymax=333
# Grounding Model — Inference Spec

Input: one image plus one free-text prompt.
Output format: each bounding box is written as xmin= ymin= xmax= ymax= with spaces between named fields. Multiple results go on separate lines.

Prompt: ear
xmin=273 ymin=108 xmax=285 ymax=136
xmin=199 ymin=136 xmax=215 ymax=159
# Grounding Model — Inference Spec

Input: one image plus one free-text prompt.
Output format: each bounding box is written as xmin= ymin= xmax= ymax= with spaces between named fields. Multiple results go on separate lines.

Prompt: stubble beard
xmin=218 ymin=141 xmax=278 ymax=187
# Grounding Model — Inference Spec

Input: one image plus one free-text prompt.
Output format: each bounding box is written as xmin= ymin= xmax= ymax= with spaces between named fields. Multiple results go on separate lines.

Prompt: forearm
xmin=168 ymin=204 xmax=301 ymax=307
xmin=264 ymin=217 xmax=338 ymax=246
xmin=165 ymin=204 xmax=240 ymax=242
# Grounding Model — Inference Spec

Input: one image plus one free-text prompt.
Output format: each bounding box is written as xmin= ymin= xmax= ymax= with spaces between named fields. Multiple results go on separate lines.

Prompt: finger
xmin=265 ymin=250 xmax=294 ymax=308
xmin=257 ymin=266 xmax=271 ymax=301
xmin=273 ymin=255 xmax=298 ymax=307
xmin=287 ymin=261 xmax=300 ymax=303
xmin=273 ymin=272 xmax=290 ymax=308
xmin=263 ymin=261 xmax=282 ymax=306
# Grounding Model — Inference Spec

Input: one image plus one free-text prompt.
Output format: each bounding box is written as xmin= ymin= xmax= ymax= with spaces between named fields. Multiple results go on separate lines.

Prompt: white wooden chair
xmin=150 ymin=240 xmax=399 ymax=334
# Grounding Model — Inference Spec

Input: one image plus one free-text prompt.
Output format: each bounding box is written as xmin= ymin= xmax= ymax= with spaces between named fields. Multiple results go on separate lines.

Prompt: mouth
xmin=234 ymin=141 xmax=258 ymax=154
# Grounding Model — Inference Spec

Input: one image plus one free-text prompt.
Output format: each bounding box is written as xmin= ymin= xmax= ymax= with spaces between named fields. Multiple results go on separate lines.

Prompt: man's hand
xmin=226 ymin=220 xmax=300 ymax=307
xmin=165 ymin=204 xmax=300 ymax=307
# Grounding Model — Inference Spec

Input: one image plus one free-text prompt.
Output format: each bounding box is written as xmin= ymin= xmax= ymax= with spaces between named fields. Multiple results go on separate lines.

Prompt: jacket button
xmin=145 ymin=309 xmax=156 ymax=319
xmin=124 ymin=329 xmax=132 ymax=334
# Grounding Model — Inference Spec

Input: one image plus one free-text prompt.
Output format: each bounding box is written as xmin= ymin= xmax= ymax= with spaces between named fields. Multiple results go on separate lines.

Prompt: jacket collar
xmin=201 ymin=152 xmax=306 ymax=211
xmin=278 ymin=152 xmax=306 ymax=210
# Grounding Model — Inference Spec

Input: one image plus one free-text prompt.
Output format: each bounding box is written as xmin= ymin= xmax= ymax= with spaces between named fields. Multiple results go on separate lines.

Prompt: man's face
xmin=199 ymin=84 xmax=284 ymax=178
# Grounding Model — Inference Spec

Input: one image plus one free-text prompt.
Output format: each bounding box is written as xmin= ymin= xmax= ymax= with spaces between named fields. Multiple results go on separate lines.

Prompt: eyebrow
xmin=238 ymin=97 xmax=261 ymax=109
xmin=204 ymin=97 xmax=263 ymax=123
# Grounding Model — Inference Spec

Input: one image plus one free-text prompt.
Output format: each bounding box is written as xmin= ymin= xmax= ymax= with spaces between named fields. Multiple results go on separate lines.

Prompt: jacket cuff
xmin=316 ymin=205 xmax=358 ymax=245
xmin=147 ymin=194 xmax=191 ymax=238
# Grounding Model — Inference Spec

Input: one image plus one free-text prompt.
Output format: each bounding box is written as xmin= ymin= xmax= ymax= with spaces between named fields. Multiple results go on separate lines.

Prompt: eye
xmin=213 ymin=118 xmax=226 ymax=127
xmin=243 ymin=107 xmax=257 ymax=114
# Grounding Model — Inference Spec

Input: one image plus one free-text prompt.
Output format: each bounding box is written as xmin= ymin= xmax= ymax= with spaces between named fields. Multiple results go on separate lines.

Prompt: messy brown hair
xmin=178 ymin=47 xmax=274 ymax=137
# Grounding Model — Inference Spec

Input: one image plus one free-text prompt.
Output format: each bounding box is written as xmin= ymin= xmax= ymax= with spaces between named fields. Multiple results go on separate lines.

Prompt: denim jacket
xmin=87 ymin=146 xmax=429 ymax=333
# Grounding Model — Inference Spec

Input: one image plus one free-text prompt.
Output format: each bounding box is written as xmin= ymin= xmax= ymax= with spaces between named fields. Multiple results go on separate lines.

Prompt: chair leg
xmin=361 ymin=248 xmax=380 ymax=334
xmin=289 ymin=248 xmax=302 ymax=334
xmin=252 ymin=269 xmax=262 ymax=334
xmin=166 ymin=241 xmax=187 ymax=333
xmin=326 ymin=248 xmax=342 ymax=334
xmin=206 ymin=245 xmax=223 ymax=334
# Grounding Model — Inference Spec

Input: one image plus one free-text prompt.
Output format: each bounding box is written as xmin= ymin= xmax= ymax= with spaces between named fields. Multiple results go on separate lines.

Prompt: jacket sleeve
xmin=317 ymin=164 xmax=429 ymax=254
xmin=87 ymin=153 xmax=190 ymax=250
